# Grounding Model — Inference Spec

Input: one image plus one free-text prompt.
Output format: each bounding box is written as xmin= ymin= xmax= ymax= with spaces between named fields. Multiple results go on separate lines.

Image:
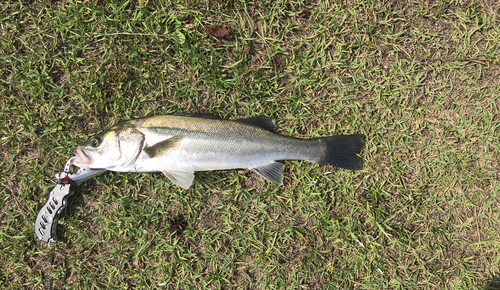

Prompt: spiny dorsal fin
xmin=161 ymin=170 xmax=195 ymax=189
xmin=235 ymin=116 xmax=277 ymax=132
xmin=143 ymin=136 xmax=184 ymax=158
xmin=250 ymin=162 xmax=284 ymax=184
xmin=170 ymin=113 xmax=221 ymax=119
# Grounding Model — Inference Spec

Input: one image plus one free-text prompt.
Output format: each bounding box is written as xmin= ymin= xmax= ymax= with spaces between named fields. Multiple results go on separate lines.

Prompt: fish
xmin=73 ymin=113 xmax=365 ymax=189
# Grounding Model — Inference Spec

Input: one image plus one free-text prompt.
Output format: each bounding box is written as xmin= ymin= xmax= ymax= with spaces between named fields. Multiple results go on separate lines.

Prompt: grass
xmin=1 ymin=0 xmax=500 ymax=289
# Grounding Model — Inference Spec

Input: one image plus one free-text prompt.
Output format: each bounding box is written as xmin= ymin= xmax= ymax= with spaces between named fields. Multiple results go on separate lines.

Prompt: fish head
xmin=74 ymin=126 xmax=145 ymax=170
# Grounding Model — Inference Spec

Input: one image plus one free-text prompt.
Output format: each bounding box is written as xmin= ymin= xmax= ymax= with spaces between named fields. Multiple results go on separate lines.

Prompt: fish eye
xmin=90 ymin=137 xmax=101 ymax=147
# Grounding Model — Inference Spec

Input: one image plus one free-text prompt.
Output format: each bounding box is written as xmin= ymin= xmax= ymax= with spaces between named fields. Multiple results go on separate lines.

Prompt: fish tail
xmin=316 ymin=134 xmax=365 ymax=170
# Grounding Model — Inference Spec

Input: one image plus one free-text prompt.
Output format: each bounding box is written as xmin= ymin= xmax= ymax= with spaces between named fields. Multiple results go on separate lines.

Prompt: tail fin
xmin=317 ymin=134 xmax=365 ymax=170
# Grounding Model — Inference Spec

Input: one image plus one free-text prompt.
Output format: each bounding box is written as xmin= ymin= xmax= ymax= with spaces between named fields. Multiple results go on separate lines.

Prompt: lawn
xmin=1 ymin=0 xmax=500 ymax=289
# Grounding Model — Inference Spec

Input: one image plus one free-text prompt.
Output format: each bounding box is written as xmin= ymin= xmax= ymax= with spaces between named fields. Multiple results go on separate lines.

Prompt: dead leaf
xmin=298 ymin=9 xmax=311 ymax=19
xmin=185 ymin=23 xmax=194 ymax=29
xmin=204 ymin=24 xmax=233 ymax=40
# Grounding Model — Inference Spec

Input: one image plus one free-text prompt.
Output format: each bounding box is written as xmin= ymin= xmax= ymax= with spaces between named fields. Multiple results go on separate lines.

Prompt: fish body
xmin=74 ymin=114 xmax=365 ymax=188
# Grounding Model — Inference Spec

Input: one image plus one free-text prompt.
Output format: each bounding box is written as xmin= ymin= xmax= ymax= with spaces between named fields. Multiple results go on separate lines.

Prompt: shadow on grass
xmin=483 ymin=276 xmax=500 ymax=290
xmin=55 ymin=180 xmax=101 ymax=243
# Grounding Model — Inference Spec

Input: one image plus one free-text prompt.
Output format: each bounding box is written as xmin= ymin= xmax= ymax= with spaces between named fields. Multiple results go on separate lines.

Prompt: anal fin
xmin=161 ymin=170 xmax=195 ymax=189
xmin=250 ymin=162 xmax=284 ymax=184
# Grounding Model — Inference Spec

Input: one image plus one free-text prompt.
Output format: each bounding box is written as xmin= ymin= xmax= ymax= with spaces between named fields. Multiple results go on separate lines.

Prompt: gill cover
xmin=115 ymin=127 xmax=145 ymax=168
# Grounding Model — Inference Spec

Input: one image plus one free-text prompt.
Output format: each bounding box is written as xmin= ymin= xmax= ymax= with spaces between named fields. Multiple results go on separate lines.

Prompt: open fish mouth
xmin=75 ymin=146 xmax=93 ymax=165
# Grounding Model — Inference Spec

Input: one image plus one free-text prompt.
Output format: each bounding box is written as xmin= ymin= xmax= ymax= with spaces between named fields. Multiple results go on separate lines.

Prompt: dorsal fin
xmin=170 ymin=113 xmax=221 ymax=119
xmin=235 ymin=116 xmax=277 ymax=132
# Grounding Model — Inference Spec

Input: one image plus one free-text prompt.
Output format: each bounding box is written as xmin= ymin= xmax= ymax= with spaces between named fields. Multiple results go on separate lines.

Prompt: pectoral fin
xmin=144 ymin=136 xmax=184 ymax=158
xmin=162 ymin=170 xmax=195 ymax=189
xmin=251 ymin=162 xmax=284 ymax=184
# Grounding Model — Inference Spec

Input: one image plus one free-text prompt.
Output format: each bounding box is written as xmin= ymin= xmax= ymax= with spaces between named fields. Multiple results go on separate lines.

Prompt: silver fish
xmin=73 ymin=114 xmax=365 ymax=189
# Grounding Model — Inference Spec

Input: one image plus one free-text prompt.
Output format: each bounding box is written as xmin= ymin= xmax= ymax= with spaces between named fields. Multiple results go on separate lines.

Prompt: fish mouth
xmin=75 ymin=146 xmax=93 ymax=165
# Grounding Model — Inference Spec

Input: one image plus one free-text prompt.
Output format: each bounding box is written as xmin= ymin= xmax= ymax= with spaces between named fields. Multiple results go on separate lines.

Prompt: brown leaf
xmin=298 ymin=9 xmax=311 ymax=19
xmin=185 ymin=23 xmax=194 ymax=29
xmin=204 ymin=24 xmax=233 ymax=40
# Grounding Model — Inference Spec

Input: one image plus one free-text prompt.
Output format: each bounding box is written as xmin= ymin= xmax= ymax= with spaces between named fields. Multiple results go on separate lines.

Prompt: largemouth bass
xmin=73 ymin=114 xmax=365 ymax=189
